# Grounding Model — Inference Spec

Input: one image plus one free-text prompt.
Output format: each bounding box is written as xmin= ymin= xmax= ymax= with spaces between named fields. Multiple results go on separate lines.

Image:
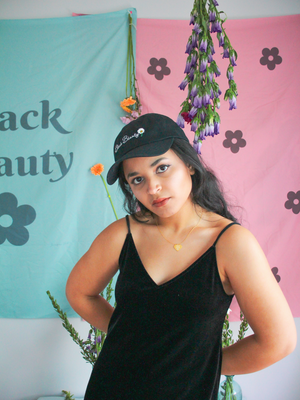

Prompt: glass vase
xmin=218 ymin=375 xmax=242 ymax=400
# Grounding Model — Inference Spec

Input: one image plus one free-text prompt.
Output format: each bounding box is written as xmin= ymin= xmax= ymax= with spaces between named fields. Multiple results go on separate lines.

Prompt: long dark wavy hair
xmin=118 ymin=138 xmax=237 ymax=223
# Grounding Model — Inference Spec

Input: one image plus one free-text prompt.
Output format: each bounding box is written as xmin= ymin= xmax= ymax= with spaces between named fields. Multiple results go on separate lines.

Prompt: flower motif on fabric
xmin=271 ymin=267 xmax=281 ymax=283
xmin=284 ymin=191 xmax=300 ymax=214
xmin=223 ymin=130 xmax=246 ymax=153
xmin=0 ymin=192 xmax=36 ymax=246
xmin=260 ymin=47 xmax=282 ymax=71
xmin=147 ymin=58 xmax=171 ymax=81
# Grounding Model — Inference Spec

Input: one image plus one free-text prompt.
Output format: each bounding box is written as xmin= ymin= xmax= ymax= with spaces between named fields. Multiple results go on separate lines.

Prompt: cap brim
xmin=107 ymin=138 xmax=174 ymax=185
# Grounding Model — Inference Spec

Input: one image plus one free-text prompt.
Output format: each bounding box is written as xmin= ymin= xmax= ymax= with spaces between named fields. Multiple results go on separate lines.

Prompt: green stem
xmin=100 ymin=175 xmax=118 ymax=220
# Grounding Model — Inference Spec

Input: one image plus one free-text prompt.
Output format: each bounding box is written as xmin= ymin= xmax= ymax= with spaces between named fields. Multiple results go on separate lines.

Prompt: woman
xmin=66 ymin=113 xmax=296 ymax=400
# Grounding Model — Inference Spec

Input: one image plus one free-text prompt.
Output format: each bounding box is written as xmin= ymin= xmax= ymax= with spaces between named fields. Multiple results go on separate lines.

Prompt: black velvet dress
xmin=84 ymin=216 xmax=235 ymax=400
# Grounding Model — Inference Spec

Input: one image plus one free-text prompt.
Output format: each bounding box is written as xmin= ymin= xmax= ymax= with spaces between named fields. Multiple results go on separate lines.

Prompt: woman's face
xmin=122 ymin=149 xmax=194 ymax=218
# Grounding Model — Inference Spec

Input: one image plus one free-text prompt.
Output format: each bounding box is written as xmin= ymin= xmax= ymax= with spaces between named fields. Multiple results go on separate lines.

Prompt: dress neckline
xmin=128 ymin=232 xmax=215 ymax=288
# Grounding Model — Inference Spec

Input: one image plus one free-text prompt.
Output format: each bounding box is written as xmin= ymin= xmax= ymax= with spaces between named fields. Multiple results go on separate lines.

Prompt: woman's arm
xmin=216 ymin=225 xmax=297 ymax=375
xmin=65 ymin=218 xmax=127 ymax=333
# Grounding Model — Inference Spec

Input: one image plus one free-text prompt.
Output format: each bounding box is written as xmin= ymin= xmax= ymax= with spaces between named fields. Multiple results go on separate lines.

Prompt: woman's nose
xmin=147 ymin=177 xmax=161 ymax=194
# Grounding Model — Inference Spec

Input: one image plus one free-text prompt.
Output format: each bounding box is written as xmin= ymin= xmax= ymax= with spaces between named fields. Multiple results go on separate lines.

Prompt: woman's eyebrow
xmin=127 ymin=157 xmax=169 ymax=179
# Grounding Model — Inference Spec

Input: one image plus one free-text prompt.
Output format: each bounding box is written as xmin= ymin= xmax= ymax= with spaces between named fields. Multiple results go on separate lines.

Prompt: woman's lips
xmin=152 ymin=197 xmax=170 ymax=207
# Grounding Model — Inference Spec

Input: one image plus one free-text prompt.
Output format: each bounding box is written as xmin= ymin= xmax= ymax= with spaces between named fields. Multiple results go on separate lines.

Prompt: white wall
xmin=1 ymin=1 xmax=300 ymax=399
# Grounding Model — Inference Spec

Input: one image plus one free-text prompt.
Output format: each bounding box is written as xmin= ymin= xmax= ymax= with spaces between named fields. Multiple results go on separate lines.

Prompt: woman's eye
xmin=132 ymin=176 xmax=143 ymax=185
xmin=157 ymin=164 xmax=170 ymax=173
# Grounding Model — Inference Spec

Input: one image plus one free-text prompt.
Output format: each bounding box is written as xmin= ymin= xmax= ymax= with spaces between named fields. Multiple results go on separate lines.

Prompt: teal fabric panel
xmin=0 ymin=9 xmax=136 ymax=317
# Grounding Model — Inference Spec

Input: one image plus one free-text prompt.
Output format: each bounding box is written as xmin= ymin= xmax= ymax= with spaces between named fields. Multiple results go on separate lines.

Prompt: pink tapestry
xmin=136 ymin=15 xmax=300 ymax=320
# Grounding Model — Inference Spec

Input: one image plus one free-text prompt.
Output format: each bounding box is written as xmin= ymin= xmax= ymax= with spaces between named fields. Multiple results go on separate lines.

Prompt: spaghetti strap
xmin=125 ymin=215 xmax=131 ymax=233
xmin=213 ymin=222 xmax=239 ymax=247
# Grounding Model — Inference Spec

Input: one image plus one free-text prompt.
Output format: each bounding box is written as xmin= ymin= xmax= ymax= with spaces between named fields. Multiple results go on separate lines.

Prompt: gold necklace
xmin=156 ymin=212 xmax=202 ymax=251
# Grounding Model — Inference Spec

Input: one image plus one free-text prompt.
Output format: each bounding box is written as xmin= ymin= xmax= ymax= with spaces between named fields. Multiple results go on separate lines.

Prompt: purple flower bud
xmin=193 ymin=95 xmax=203 ymax=108
xmin=210 ymin=44 xmax=215 ymax=55
xmin=199 ymin=128 xmax=205 ymax=141
xmin=199 ymin=38 xmax=208 ymax=53
xmin=213 ymin=0 xmax=219 ymax=6
xmin=185 ymin=40 xmax=193 ymax=55
xmin=218 ymin=33 xmax=225 ymax=47
xmin=209 ymin=124 xmax=215 ymax=136
xmin=88 ymin=333 xmax=92 ymax=340
xmin=184 ymin=61 xmax=192 ymax=74
xmin=211 ymin=20 xmax=222 ymax=33
xmin=215 ymin=98 xmax=221 ymax=109
xmin=97 ymin=336 xmax=102 ymax=343
xmin=176 ymin=114 xmax=185 ymax=128
xmin=210 ymin=88 xmax=215 ymax=100
xmin=208 ymin=72 xmax=214 ymax=82
xmin=200 ymin=58 xmax=208 ymax=73
xmin=193 ymin=23 xmax=201 ymax=35
xmin=230 ymin=54 xmax=237 ymax=66
xmin=209 ymin=11 xmax=216 ymax=22
xmin=191 ymin=33 xmax=198 ymax=48
xmin=190 ymin=85 xmax=198 ymax=98
xmin=193 ymin=140 xmax=202 ymax=154
xmin=229 ymin=95 xmax=237 ymax=110
xmin=223 ymin=48 xmax=230 ymax=59
xmin=227 ymin=70 xmax=234 ymax=81
xmin=191 ymin=121 xmax=198 ymax=132
xmin=179 ymin=77 xmax=189 ymax=90
xmin=189 ymin=68 xmax=195 ymax=81
xmin=215 ymin=66 xmax=221 ymax=77
xmin=208 ymin=54 xmax=213 ymax=63
xmin=190 ymin=53 xmax=197 ymax=67
xmin=214 ymin=121 xmax=220 ymax=135
xmin=200 ymin=111 xmax=206 ymax=123
xmin=189 ymin=15 xmax=195 ymax=25
xmin=205 ymin=124 xmax=210 ymax=136
xmin=202 ymin=93 xmax=210 ymax=107
xmin=188 ymin=107 xmax=198 ymax=119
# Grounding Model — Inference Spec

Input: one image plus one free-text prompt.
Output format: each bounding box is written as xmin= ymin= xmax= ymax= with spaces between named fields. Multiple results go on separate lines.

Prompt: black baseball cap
xmin=107 ymin=113 xmax=189 ymax=185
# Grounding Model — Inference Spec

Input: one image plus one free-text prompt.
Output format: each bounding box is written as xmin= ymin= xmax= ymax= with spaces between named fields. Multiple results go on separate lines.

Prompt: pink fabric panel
xmin=136 ymin=15 xmax=300 ymax=320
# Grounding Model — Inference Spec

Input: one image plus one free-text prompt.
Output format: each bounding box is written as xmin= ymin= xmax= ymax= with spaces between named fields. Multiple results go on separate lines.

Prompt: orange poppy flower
xmin=120 ymin=96 xmax=136 ymax=113
xmin=91 ymin=163 xmax=104 ymax=176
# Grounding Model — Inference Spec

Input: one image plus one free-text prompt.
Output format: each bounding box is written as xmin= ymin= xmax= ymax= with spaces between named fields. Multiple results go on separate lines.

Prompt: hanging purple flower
xmin=223 ymin=48 xmax=230 ymax=59
xmin=213 ymin=0 xmax=219 ymax=5
xmin=185 ymin=40 xmax=193 ymax=55
xmin=190 ymin=85 xmax=198 ymax=98
xmin=188 ymin=106 xmax=198 ymax=119
xmin=193 ymin=140 xmax=202 ymax=154
xmin=189 ymin=68 xmax=195 ymax=81
xmin=191 ymin=33 xmax=198 ymax=48
xmin=179 ymin=77 xmax=189 ymax=90
xmin=202 ymin=92 xmax=210 ymax=106
xmin=184 ymin=61 xmax=192 ymax=74
xmin=191 ymin=53 xmax=197 ymax=67
xmin=215 ymin=98 xmax=221 ymax=109
xmin=218 ymin=33 xmax=225 ymax=47
xmin=97 ymin=336 xmax=102 ymax=344
xmin=176 ymin=114 xmax=185 ymax=128
xmin=209 ymin=11 xmax=216 ymax=22
xmin=189 ymin=14 xmax=195 ymax=25
xmin=210 ymin=44 xmax=215 ymax=55
xmin=230 ymin=53 xmax=237 ymax=66
xmin=199 ymin=38 xmax=208 ymax=53
xmin=208 ymin=53 xmax=214 ymax=63
xmin=210 ymin=88 xmax=215 ymax=99
xmin=191 ymin=121 xmax=198 ymax=132
xmin=199 ymin=127 xmax=206 ymax=141
xmin=208 ymin=72 xmax=214 ymax=82
xmin=200 ymin=58 xmax=208 ymax=73
xmin=229 ymin=95 xmax=237 ymax=110
xmin=214 ymin=121 xmax=220 ymax=135
xmin=211 ymin=20 xmax=222 ymax=33
xmin=193 ymin=23 xmax=201 ymax=35
xmin=200 ymin=110 xmax=206 ymax=123
xmin=193 ymin=95 xmax=203 ymax=108
xmin=227 ymin=66 xmax=234 ymax=80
